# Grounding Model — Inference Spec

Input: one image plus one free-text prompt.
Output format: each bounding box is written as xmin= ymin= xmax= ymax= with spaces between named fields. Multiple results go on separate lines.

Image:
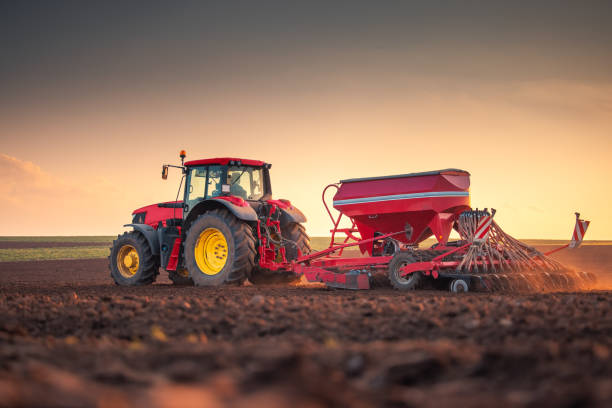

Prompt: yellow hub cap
xmin=117 ymin=245 xmax=139 ymax=278
xmin=194 ymin=227 xmax=228 ymax=275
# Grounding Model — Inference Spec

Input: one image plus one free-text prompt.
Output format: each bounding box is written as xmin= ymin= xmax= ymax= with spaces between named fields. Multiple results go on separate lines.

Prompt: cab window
xmin=186 ymin=165 xmax=224 ymax=209
xmin=227 ymin=166 xmax=264 ymax=200
xmin=186 ymin=166 xmax=206 ymax=209
xmin=206 ymin=166 xmax=224 ymax=198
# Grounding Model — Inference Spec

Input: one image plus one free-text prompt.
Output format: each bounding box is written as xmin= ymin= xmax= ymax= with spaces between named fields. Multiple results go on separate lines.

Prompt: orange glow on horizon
xmin=1 ymin=75 xmax=611 ymax=239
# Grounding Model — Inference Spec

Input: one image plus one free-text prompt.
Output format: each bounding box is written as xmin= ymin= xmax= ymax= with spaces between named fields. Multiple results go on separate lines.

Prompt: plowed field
xmin=1 ymin=244 xmax=611 ymax=407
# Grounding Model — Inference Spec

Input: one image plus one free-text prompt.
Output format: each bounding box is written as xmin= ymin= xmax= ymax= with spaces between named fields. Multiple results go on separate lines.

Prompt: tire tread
xmin=108 ymin=231 xmax=158 ymax=286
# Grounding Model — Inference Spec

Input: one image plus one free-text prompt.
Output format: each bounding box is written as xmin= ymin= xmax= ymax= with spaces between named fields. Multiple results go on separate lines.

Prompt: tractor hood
xmin=132 ymin=201 xmax=184 ymax=227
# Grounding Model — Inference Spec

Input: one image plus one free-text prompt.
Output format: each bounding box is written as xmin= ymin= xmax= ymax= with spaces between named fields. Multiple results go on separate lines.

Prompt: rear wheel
xmin=184 ymin=209 xmax=256 ymax=286
xmin=282 ymin=222 xmax=312 ymax=260
xmin=388 ymin=252 xmax=422 ymax=290
xmin=109 ymin=231 xmax=158 ymax=286
xmin=247 ymin=222 xmax=310 ymax=284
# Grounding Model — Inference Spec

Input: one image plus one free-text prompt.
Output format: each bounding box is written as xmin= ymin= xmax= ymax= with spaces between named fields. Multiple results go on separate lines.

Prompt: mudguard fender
xmin=123 ymin=223 xmax=160 ymax=255
xmin=185 ymin=198 xmax=258 ymax=226
xmin=278 ymin=203 xmax=307 ymax=225
xmin=210 ymin=198 xmax=258 ymax=221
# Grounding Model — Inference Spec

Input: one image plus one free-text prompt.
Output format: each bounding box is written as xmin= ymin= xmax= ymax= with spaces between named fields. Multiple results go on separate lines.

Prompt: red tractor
xmin=109 ymin=151 xmax=311 ymax=286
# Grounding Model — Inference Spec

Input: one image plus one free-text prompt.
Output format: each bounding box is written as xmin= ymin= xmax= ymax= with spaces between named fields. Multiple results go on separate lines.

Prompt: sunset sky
xmin=1 ymin=1 xmax=611 ymax=239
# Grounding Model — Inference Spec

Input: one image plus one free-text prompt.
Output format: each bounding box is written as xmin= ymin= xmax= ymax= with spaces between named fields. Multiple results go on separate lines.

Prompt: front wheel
xmin=183 ymin=209 xmax=256 ymax=286
xmin=388 ymin=252 xmax=422 ymax=291
xmin=109 ymin=231 xmax=158 ymax=286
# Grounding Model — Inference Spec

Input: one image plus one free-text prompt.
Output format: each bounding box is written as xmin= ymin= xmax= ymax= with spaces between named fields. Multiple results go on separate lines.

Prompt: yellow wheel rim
xmin=194 ymin=227 xmax=228 ymax=275
xmin=117 ymin=244 xmax=139 ymax=278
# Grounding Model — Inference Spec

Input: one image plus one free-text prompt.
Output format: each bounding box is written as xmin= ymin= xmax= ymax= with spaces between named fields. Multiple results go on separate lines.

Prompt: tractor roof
xmin=184 ymin=157 xmax=266 ymax=167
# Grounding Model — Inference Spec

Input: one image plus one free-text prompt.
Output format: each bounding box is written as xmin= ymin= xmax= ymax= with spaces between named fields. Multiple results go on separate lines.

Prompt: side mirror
xmin=161 ymin=165 xmax=169 ymax=180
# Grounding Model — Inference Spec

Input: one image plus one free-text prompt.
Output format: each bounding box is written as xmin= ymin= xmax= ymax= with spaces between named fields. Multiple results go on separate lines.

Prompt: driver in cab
xmin=228 ymin=172 xmax=248 ymax=200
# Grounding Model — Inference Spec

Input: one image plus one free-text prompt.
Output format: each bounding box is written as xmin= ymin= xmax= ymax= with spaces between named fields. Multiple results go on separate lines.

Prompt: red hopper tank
xmin=332 ymin=169 xmax=471 ymax=251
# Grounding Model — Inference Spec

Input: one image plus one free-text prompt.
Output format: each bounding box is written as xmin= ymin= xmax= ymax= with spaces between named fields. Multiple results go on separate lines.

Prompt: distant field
xmin=0 ymin=236 xmax=113 ymax=243
xmin=0 ymin=236 xmax=610 ymax=263
xmin=0 ymin=237 xmax=113 ymax=262
xmin=0 ymin=236 xmax=338 ymax=262
xmin=0 ymin=247 xmax=109 ymax=262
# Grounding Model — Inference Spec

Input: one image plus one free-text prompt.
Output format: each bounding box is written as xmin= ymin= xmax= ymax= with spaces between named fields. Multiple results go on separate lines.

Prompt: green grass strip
xmin=1 ymin=236 xmax=609 ymax=263
xmin=0 ymin=236 xmax=114 ymax=243
xmin=0 ymin=246 xmax=110 ymax=262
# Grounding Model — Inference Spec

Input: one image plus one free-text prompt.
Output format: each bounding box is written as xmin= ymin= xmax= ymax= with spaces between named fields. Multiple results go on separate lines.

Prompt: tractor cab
xmin=183 ymin=158 xmax=272 ymax=214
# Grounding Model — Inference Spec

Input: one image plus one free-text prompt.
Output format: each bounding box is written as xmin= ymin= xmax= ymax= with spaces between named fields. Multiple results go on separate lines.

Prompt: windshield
xmin=227 ymin=166 xmax=264 ymax=200
xmin=186 ymin=165 xmax=265 ymax=208
xmin=186 ymin=165 xmax=223 ymax=209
